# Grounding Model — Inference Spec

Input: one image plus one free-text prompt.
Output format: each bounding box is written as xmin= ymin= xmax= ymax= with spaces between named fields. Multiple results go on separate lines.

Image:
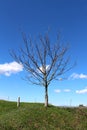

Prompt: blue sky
xmin=0 ymin=0 xmax=87 ymax=106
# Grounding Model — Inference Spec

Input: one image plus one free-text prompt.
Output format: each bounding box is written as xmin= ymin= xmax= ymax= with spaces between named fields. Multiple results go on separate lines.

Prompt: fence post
xmin=17 ymin=97 xmax=20 ymax=107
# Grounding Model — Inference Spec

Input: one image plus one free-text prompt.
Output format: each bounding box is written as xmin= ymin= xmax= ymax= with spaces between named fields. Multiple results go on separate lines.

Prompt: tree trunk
xmin=45 ymin=86 xmax=48 ymax=107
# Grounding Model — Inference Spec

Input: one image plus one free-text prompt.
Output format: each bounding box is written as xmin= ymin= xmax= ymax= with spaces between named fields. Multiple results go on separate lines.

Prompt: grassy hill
xmin=0 ymin=100 xmax=87 ymax=130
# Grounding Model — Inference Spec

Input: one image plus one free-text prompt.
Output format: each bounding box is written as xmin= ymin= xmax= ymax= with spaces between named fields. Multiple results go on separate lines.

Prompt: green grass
xmin=0 ymin=100 xmax=87 ymax=130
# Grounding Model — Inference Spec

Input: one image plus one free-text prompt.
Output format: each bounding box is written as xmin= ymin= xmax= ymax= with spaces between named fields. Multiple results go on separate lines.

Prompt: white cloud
xmin=76 ymin=87 xmax=87 ymax=94
xmin=54 ymin=89 xmax=71 ymax=93
xmin=69 ymin=73 xmax=87 ymax=80
xmin=54 ymin=89 xmax=61 ymax=93
xmin=64 ymin=89 xmax=71 ymax=92
xmin=38 ymin=65 xmax=50 ymax=73
xmin=46 ymin=65 xmax=50 ymax=71
xmin=0 ymin=61 xmax=23 ymax=76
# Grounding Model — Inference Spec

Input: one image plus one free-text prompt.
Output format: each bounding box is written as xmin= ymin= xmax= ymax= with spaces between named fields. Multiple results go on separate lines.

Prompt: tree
xmin=10 ymin=32 xmax=73 ymax=107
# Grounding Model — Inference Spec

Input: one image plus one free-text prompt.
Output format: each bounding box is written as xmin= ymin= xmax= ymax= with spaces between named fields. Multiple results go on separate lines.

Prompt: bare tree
xmin=10 ymin=32 xmax=73 ymax=107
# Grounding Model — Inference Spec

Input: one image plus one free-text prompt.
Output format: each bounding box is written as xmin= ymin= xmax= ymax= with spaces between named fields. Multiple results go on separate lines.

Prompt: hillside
xmin=0 ymin=100 xmax=87 ymax=130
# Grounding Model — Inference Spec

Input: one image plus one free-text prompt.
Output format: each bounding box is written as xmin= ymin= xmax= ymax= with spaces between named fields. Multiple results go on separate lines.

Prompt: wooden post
xmin=17 ymin=97 xmax=20 ymax=107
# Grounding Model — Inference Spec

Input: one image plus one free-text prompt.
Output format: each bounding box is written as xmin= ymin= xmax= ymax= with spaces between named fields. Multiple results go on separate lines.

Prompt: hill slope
xmin=0 ymin=100 xmax=87 ymax=130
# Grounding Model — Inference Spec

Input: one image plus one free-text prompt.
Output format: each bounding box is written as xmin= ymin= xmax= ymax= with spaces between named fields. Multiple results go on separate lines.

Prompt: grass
xmin=0 ymin=100 xmax=87 ymax=130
